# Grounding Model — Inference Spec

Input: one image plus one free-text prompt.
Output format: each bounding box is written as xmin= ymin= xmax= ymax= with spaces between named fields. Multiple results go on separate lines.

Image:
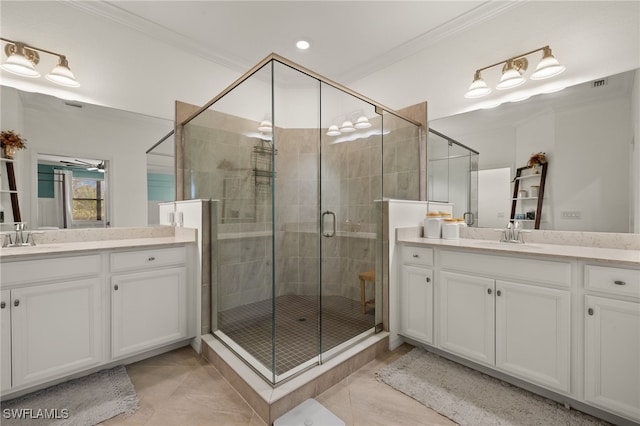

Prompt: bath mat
xmin=1 ymin=365 xmax=138 ymax=426
xmin=274 ymin=399 xmax=345 ymax=426
xmin=376 ymin=347 xmax=608 ymax=426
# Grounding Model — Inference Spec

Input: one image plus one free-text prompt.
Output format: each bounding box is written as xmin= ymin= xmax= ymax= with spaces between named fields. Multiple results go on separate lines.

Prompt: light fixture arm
xmin=1 ymin=37 xmax=80 ymax=87
xmin=474 ymin=45 xmax=549 ymax=74
xmin=0 ymin=37 xmax=67 ymax=63
xmin=465 ymin=45 xmax=564 ymax=99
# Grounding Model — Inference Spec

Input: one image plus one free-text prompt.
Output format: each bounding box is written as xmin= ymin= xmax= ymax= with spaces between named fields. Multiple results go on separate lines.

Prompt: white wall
xmin=552 ymin=96 xmax=631 ymax=232
xmin=0 ymin=1 xmax=241 ymax=122
xmin=351 ymin=1 xmax=640 ymax=120
xmin=478 ymin=168 xmax=511 ymax=229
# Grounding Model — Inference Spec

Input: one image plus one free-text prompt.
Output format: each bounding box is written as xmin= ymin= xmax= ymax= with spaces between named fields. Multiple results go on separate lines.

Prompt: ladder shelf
xmin=510 ymin=162 xmax=547 ymax=229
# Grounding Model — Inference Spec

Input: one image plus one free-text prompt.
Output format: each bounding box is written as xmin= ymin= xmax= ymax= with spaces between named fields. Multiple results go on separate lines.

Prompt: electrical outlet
xmin=561 ymin=211 xmax=581 ymax=219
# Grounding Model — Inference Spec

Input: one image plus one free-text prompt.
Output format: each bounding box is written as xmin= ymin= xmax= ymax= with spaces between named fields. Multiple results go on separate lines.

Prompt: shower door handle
xmin=322 ymin=210 xmax=336 ymax=237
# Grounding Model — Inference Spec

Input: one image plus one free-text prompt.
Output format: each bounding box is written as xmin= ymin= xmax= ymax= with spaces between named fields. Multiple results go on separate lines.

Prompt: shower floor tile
xmin=219 ymin=295 xmax=374 ymax=375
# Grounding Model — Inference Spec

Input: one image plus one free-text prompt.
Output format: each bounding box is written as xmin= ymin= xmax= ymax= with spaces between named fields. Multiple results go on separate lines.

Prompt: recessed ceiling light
xmin=296 ymin=40 xmax=310 ymax=50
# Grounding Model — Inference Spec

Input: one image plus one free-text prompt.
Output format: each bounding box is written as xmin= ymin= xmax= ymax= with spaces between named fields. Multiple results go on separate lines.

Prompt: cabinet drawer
xmin=401 ymin=245 xmax=433 ymax=266
xmin=1 ymin=254 xmax=101 ymax=286
xmin=440 ymin=250 xmax=572 ymax=288
xmin=585 ymin=265 xmax=640 ymax=298
xmin=111 ymin=246 xmax=186 ymax=272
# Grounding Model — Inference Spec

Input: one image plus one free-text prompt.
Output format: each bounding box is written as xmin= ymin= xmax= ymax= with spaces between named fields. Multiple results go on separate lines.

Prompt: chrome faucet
xmin=1 ymin=233 xmax=12 ymax=248
xmin=501 ymin=221 xmax=525 ymax=243
xmin=14 ymin=223 xmax=25 ymax=246
xmin=2 ymin=223 xmax=37 ymax=247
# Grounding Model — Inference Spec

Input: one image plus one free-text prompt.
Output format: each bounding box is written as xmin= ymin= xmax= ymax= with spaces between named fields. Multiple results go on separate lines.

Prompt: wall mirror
xmin=0 ymin=85 xmax=173 ymax=230
xmin=429 ymin=69 xmax=639 ymax=234
xmin=146 ymin=130 xmax=175 ymax=225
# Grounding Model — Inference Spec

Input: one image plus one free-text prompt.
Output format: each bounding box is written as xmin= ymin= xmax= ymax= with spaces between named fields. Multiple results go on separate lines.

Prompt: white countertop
xmin=0 ymin=229 xmax=196 ymax=260
xmin=398 ymin=235 xmax=640 ymax=265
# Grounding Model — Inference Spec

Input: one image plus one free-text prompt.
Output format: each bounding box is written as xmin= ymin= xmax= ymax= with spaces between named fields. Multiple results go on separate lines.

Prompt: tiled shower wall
xmin=183 ymin=109 xmax=420 ymax=313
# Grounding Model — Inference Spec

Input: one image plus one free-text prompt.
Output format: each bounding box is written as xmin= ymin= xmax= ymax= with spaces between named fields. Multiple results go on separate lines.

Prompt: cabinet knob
xmin=487 ymin=288 xmax=492 ymax=295
xmin=412 ymin=254 xmax=419 ymax=258
xmin=496 ymin=290 xmax=502 ymax=297
xmin=13 ymin=299 xmax=19 ymax=307
xmin=148 ymin=256 xmax=156 ymax=262
xmin=0 ymin=301 xmax=5 ymax=309
xmin=613 ymin=280 xmax=626 ymax=286
xmin=426 ymin=277 xmax=431 ymax=283
xmin=588 ymin=308 xmax=594 ymax=316
xmin=114 ymin=284 xmax=119 ymax=291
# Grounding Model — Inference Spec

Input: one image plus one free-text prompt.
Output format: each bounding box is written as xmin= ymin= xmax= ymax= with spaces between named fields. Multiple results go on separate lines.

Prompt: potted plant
xmin=527 ymin=152 xmax=546 ymax=173
xmin=0 ymin=130 xmax=27 ymax=159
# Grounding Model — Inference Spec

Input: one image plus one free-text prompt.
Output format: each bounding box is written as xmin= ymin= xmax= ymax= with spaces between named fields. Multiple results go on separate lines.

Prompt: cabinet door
xmin=495 ymin=281 xmax=570 ymax=393
xmin=1 ymin=289 xmax=11 ymax=392
xmin=439 ymin=271 xmax=495 ymax=365
xmin=400 ymin=265 xmax=433 ymax=344
xmin=111 ymin=267 xmax=187 ymax=358
xmin=11 ymin=278 xmax=103 ymax=387
xmin=585 ymin=295 xmax=640 ymax=421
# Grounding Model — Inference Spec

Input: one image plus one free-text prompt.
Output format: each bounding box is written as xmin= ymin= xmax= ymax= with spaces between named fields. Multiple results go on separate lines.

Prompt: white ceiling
xmin=78 ymin=0 xmax=511 ymax=84
xmin=0 ymin=1 xmax=638 ymax=121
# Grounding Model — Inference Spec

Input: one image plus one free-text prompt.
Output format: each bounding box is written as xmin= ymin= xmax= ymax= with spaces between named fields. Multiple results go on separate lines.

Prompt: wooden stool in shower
xmin=359 ymin=270 xmax=375 ymax=314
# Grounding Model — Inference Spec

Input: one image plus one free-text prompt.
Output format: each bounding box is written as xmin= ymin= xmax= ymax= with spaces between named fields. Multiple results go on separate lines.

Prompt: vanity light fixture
xmin=326 ymin=125 xmax=341 ymax=136
xmin=257 ymin=120 xmax=272 ymax=132
xmin=339 ymin=120 xmax=356 ymax=133
xmin=354 ymin=116 xmax=372 ymax=129
xmin=465 ymin=45 xmax=564 ymax=99
xmin=0 ymin=37 xmax=80 ymax=87
xmin=326 ymin=113 xmax=371 ymax=136
xmin=257 ymin=113 xmax=273 ymax=133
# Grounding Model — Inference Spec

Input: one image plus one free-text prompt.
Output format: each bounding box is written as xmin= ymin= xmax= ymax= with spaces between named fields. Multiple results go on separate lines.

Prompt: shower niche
xmin=180 ymin=54 xmax=421 ymax=385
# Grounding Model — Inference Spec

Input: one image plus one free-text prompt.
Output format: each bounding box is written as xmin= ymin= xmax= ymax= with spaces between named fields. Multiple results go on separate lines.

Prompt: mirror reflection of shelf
xmin=0 ymin=155 xmax=22 ymax=223
xmin=510 ymin=163 xmax=547 ymax=229
xmin=514 ymin=173 xmax=542 ymax=180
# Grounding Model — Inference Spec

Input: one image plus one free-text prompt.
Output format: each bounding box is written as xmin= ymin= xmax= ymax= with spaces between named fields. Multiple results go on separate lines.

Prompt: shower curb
xmin=201 ymin=332 xmax=389 ymax=425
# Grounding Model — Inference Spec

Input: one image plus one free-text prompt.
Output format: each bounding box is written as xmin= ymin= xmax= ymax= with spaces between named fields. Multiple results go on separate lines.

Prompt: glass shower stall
xmin=427 ymin=128 xmax=479 ymax=225
xmin=180 ymin=55 xmax=421 ymax=384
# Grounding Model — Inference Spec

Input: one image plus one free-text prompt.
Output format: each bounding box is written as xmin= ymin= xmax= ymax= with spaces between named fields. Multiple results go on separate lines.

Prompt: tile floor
xmin=101 ymin=343 xmax=454 ymax=426
xmin=219 ymin=295 xmax=374 ymax=375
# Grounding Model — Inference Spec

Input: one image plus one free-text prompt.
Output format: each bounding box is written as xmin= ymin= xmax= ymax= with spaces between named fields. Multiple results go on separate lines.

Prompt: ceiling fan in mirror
xmin=60 ymin=159 xmax=105 ymax=172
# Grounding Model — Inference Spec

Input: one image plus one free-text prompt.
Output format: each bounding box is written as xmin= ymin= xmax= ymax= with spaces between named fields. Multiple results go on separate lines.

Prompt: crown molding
xmin=61 ymin=0 xmax=251 ymax=74
xmin=61 ymin=0 xmax=526 ymax=84
xmin=336 ymin=1 xmax=527 ymax=83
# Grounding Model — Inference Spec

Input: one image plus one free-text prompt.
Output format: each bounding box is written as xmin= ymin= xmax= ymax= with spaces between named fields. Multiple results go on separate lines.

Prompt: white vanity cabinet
xmin=439 ymin=271 xmax=495 ymax=365
xmin=399 ymin=246 xmax=434 ymax=344
xmin=1 ymin=290 xmax=11 ymax=392
xmin=494 ymin=280 xmax=570 ymax=392
xmin=0 ymin=255 xmax=103 ymax=391
xmin=584 ymin=264 xmax=640 ymax=421
xmin=110 ymin=247 xmax=188 ymax=359
xmin=437 ymin=250 xmax=571 ymax=393
xmin=395 ymin=237 xmax=640 ymax=423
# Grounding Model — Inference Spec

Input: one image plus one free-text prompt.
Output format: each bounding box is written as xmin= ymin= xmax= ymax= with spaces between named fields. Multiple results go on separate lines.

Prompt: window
xmin=72 ymin=177 xmax=105 ymax=221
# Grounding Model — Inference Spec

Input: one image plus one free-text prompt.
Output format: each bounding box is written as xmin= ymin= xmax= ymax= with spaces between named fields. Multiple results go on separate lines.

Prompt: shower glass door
xmin=271 ymin=61 xmax=322 ymax=382
xmin=319 ymin=83 xmax=380 ymax=362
